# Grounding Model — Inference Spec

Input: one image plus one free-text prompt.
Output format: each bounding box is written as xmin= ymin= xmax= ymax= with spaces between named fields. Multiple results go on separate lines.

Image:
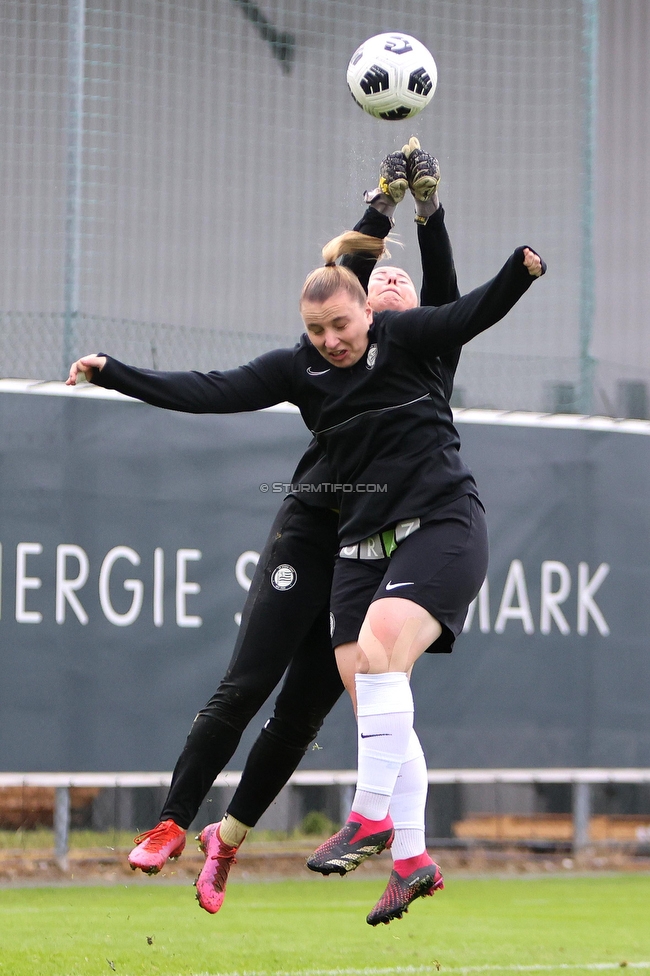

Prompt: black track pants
xmin=160 ymin=496 xmax=342 ymax=829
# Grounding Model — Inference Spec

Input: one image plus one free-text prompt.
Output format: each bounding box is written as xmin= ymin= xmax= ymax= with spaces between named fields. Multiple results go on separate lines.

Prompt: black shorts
xmin=329 ymin=494 xmax=488 ymax=654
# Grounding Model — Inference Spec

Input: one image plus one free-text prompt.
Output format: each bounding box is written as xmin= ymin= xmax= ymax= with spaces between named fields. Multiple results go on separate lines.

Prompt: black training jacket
xmin=92 ymin=247 xmax=539 ymax=546
xmin=290 ymin=204 xmax=461 ymax=510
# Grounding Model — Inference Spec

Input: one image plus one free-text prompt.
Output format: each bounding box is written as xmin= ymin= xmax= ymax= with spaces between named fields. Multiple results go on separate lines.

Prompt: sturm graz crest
xmin=366 ymin=343 xmax=378 ymax=369
xmin=271 ymin=564 xmax=297 ymax=590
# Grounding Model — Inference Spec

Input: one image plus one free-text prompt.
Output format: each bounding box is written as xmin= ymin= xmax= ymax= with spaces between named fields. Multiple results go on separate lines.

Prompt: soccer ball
xmin=346 ymin=33 xmax=437 ymax=121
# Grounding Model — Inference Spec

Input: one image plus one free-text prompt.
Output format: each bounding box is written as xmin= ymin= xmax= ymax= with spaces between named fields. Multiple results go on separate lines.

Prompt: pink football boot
xmin=128 ymin=819 xmax=186 ymax=874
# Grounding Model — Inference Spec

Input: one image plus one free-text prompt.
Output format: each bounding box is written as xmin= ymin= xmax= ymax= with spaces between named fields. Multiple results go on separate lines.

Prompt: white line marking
xmin=437 ymin=966 xmax=650 ymax=974
xmin=189 ymin=963 xmax=650 ymax=976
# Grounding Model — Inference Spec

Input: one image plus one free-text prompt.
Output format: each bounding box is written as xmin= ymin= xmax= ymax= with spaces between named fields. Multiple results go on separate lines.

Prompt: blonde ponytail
xmin=321 ymin=230 xmax=388 ymax=266
xmin=300 ymin=231 xmax=388 ymax=307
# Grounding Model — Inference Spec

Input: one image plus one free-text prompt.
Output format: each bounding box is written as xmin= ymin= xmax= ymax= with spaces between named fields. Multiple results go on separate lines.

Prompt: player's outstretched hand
xmin=364 ymin=148 xmax=408 ymax=214
xmin=404 ymin=136 xmax=440 ymax=202
xmin=66 ymin=354 xmax=106 ymax=385
xmin=523 ymin=248 xmax=544 ymax=277
xmin=378 ymin=150 xmax=409 ymax=204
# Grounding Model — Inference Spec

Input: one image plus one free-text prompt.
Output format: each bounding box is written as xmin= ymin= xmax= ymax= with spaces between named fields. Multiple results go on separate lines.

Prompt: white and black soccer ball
xmin=347 ymin=33 xmax=437 ymax=121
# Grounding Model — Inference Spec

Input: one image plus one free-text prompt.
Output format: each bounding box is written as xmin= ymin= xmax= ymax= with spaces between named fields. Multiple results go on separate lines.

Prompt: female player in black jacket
xmin=68 ymin=204 xmax=544 ymax=922
xmin=72 ymin=143 xmax=465 ymax=926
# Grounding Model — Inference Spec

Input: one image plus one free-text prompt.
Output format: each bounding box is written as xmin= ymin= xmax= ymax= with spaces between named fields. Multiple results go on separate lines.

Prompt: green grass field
xmin=0 ymin=874 xmax=648 ymax=976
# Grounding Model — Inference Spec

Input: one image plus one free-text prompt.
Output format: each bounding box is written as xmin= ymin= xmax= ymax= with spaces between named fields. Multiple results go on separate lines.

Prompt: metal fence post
xmin=578 ymin=0 xmax=599 ymax=414
xmin=54 ymin=786 xmax=71 ymax=870
xmin=63 ymin=0 xmax=86 ymax=376
xmin=572 ymin=780 xmax=591 ymax=852
xmin=339 ymin=784 xmax=354 ymax=826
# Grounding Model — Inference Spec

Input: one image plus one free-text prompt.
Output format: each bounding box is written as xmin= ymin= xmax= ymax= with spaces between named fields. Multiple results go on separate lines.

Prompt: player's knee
xmin=358 ymin=602 xmax=406 ymax=669
xmin=181 ymin=712 xmax=235 ymax=755
xmin=262 ymin=715 xmax=318 ymax=753
xmin=360 ymin=600 xmax=441 ymax=672
xmin=197 ymin=682 xmax=264 ymax=733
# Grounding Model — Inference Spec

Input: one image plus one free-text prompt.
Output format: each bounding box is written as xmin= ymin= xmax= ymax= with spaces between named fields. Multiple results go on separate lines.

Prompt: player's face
xmin=301 ymin=289 xmax=373 ymax=368
xmin=368 ymin=266 xmax=418 ymax=312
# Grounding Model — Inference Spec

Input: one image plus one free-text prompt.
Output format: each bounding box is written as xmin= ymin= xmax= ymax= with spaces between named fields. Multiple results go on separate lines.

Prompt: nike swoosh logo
xmin=307 ymin=366 xmax=331 ymax=375
xmin=360 ymin=733 xmax=392 ymax=738
xmin=385 ymin=581 xmax=415 ymax=590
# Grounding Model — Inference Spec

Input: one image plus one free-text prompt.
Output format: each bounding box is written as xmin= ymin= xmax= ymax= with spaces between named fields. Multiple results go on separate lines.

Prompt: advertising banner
xmin=1 ymin=386 xmax=649 ymax=771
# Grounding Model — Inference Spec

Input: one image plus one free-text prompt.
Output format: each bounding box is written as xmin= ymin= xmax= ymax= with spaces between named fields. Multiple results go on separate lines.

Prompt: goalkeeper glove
xmin=404 ymin=136 xmax=440 ymax=223
xmin=364 ymin=150 xmax=408 ymax=217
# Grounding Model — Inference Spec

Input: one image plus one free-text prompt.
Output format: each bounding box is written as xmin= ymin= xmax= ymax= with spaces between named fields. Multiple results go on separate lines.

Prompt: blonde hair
xmin=300 ymin=231 xmax=388 ymax=307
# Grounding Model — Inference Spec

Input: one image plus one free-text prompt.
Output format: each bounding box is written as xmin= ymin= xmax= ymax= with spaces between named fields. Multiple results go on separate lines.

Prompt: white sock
xmin=389 ymin=729 xmax=428 ymax=860
xmin=352 ymin=672 xmax=414 ymax=822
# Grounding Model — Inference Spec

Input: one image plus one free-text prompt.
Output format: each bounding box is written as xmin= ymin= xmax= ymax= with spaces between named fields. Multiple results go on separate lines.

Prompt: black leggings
xmin=160 ymin=496 xmax=342 ymax=829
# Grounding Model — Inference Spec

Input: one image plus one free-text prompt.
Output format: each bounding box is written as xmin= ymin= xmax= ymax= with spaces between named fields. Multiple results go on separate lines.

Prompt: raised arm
xmin=416 ymin=204 xmax=462 ymax=398
xmin=388 ymin=246 xmax=545 ymax=358
xmin=66 ymin=349 xmax=295 ymax=414
xmin=398 ymin=137 xmax=460 ymax=308
xmin=417 ymin=207 xmax=460 ymax=308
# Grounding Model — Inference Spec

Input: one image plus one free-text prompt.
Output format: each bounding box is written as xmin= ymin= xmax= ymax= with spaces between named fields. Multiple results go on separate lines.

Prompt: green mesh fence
xmin=1 ymin=0 xmax=647 ymax=416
